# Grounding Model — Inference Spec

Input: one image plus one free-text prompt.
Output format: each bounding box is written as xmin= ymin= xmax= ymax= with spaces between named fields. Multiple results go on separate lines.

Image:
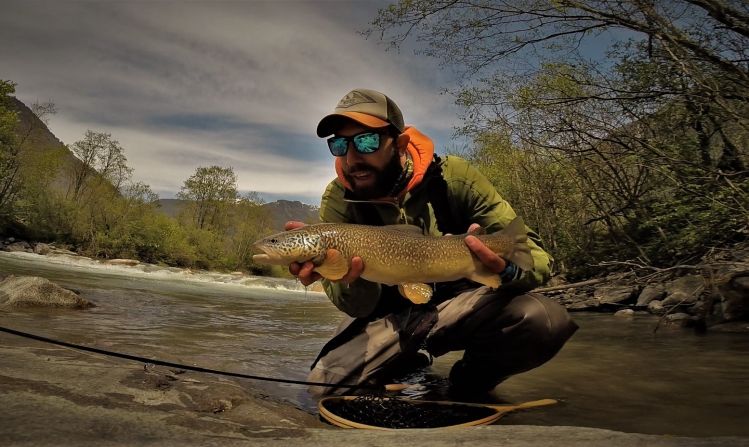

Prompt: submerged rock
xmin=0 ymin=275 xmax=94 ymax=309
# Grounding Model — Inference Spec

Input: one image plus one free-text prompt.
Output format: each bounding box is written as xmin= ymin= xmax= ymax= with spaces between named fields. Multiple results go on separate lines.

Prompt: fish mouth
xmin=252 ymin=243 xmax=284 ymax=265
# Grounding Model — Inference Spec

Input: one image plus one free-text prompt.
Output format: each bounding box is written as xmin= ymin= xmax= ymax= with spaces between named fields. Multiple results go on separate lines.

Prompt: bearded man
xmin=286 ymin=88 xmax=578 ymax=396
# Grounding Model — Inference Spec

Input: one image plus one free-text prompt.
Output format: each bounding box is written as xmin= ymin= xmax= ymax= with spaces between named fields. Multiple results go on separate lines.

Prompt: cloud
xmin=1 ymin=0 xmax=463 ymax=204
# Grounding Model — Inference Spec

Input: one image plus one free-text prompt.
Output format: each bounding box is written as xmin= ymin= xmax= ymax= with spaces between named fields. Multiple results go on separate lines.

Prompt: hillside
xmin=11 ymin=97 xmax=82 ymax=192
xmin=261 ymin=199 xmax=320 ymax=229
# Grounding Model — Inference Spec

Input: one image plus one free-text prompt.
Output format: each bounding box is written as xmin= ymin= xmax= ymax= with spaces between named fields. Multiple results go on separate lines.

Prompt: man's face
xmin=334 ymin=121 xmax=404 ymax=199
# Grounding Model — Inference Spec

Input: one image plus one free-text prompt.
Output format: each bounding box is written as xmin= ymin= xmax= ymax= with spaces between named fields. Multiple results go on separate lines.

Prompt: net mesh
xmin=322 ymin=395 xmax=496 ymax=429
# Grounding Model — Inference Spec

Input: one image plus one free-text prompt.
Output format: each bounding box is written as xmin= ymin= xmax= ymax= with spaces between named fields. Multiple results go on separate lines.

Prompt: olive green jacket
xmin=318 ymin=155 xmax=552 ymax=317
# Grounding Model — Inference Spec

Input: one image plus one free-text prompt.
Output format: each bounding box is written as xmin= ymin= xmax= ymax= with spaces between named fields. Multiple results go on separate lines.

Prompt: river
xmin=1 ymin=251 xmax=747 ymax=436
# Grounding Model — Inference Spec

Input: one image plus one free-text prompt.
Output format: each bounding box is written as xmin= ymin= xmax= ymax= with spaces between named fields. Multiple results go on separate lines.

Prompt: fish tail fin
xmin=500 ymin=217 xmax=534 ymax=272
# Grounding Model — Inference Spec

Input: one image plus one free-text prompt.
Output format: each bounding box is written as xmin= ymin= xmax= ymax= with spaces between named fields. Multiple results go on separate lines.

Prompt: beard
xmin=344 ymin=150 xmax=404 ymax=200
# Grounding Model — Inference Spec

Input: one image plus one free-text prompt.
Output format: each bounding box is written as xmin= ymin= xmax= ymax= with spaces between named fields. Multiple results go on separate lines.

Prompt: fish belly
xmin=355 ymin=237 xmax=474 ymax=285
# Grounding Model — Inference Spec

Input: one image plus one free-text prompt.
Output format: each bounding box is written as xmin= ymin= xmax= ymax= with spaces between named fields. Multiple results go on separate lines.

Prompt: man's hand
xmin=285 ymin=221 xmax=365 ymax=286
xmin=464 ymin=223 xmax=507 ymax=274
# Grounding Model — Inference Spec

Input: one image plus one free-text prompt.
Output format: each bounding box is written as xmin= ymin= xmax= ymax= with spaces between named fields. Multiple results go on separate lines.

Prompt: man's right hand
xmin=284 ymin=221 xmax=365 ymax=286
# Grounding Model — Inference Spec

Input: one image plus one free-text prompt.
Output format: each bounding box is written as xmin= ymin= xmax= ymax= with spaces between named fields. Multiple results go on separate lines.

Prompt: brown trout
xmin=252 ymin=217 xmax=534 ymax=304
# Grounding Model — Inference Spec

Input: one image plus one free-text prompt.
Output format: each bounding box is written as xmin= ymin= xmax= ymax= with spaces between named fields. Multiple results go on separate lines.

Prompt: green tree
xmin=177 ymin=165 xmax=239 ymax=231
xmin=371 ymin=0 xmax=749 ymax=271
xmin=68 ymin=130 xmax=132 ymax=201
xmin=225 ymin=192 xmax=273 ymax=271
xmin=0 ymin=80 xmax=20 ymax=219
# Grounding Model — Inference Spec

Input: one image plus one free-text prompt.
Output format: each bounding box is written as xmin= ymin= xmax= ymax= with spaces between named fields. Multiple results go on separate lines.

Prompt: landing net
xmin=320 ymin=394 xmax=496 ymax=429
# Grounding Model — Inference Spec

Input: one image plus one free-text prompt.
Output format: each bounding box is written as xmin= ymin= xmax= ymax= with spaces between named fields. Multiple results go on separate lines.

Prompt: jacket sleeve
xmin=445 ymin=157 xmax=553 ymax=292
xmin=318 ymin=180 xmax=383 ymax=317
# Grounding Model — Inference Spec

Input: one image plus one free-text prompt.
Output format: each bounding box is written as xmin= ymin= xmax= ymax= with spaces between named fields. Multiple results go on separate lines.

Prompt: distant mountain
xmin=155 ymin=199 xmax=188 ymax=219
xmin=155 ymin=198 xmax=319 ymax=230
xmin=11 ymin=97 xmax=82 ymax=191
xmin=262 ymin=199 xmax=320 ymax=229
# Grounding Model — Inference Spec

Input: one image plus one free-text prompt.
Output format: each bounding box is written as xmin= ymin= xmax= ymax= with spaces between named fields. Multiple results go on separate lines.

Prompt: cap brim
xmin=316 ymin=111 xmax=390 ymax=138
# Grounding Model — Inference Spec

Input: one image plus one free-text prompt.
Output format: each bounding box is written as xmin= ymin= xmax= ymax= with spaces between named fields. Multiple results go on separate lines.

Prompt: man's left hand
xmin=464 ymin=223 xmax=506 ymax=274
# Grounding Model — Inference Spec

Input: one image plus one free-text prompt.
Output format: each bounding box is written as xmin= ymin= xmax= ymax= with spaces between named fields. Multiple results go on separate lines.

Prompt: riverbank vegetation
xmin=2 ymin=1 xmax=747 ymax=282
xmin=371 ymin=0 xmax=748 ymax=279
xmin=0 ymin=85 xmax=280 ymax=274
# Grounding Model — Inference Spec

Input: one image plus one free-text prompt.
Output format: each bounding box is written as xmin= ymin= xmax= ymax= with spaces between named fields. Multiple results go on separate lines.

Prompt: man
xmin=287 ymin=88 xmax=577 ymax=396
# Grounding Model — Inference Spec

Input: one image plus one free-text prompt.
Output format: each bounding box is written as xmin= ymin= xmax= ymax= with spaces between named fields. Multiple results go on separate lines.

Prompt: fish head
xmin=252 ymin=228 xmax=326 ymax=265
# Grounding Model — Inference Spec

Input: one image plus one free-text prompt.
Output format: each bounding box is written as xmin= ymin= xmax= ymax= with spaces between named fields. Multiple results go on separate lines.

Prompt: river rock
xmin=565 ymin=297 xmax=600 ymax=311
xmin=662 ymin=275 xmax=705 ymax=306
xmin=5 ymin=241 xmax=32 ymax=253
xmin=636 ymin=284 xmax=666 ymax=307
xmin=718 ymin=272 xmax=749 ymax=321
xmin=614 ymin=309 xmax=635 ymax=318
xmin=0 ymin=276 xmax=94 ymax=309
xmin=33 ymin=243 xmax=51 ymax=255
xmin=648 ymin=299 xmax=665 ymax=315
xmin=594 ymin=284 xmax=638 ymax=305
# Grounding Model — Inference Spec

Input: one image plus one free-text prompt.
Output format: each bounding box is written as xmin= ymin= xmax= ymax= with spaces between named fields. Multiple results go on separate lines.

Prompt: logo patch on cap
xmin=336 ymin=90 xmax=377 ymax=109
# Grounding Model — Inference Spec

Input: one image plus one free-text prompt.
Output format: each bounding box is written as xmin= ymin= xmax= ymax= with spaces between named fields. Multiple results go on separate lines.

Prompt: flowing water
xmin=1 ymin=251 xmax=748 ymax=436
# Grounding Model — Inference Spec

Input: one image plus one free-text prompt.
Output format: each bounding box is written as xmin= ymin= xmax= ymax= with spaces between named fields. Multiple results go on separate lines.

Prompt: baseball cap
xmin=316 ymin=88 xmax=405 ymax=138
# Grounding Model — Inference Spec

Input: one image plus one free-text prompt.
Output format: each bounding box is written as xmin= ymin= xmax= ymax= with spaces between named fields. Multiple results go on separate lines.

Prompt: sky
xmin=1 ymin=0 xmax=465 ymax=205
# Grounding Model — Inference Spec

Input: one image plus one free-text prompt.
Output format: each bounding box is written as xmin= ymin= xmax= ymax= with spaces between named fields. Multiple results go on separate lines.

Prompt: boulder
xmin=614 ymin=309 xmax=635 ymax=318
xmin=648 ymin=300 xmax=666 ymax=315
xmin=0 ymin=276 xmax=94 ymax=309
xmin=636 ymin=284 xmax=666 ymax=307
xmin=594 ymin=284 xmax=638 ymax=305
xmin=565 ymin=298 xmax=600 ymax=311
xmin=553 ymin=290 xmax=599 ymax=311
xmin=718 ymin=272 xmax=749 ymax=321
xmin=33 ymin=243 xmax=51 ymax=255
xmin=5 ymin=241 xmax=32 ymax=253
xmin=662 ymin=275 xmax=705 ymax=306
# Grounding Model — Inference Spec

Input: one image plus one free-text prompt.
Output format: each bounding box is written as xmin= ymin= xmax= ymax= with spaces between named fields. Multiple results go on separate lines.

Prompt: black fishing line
xmin=0 ymin=325 xmax=376 ymax=390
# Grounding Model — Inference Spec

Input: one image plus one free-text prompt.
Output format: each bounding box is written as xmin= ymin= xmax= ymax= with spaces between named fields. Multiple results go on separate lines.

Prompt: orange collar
xmin=334 ymin=126 xmax=435 ymax=197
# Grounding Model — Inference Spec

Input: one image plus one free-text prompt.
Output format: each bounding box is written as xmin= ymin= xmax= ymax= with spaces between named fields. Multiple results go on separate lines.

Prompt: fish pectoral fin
xmin=313 ymin=248 xmax=349 ymax=281
xmin=398 ymin=283 xmax=433 ymax=304
xmin=500 ymin=217 xmax=535 ymax=272
xmin=468 ymin=263 xmax=501 ymax=289
xmin=508 ymin=248 xmax=534 ymax=272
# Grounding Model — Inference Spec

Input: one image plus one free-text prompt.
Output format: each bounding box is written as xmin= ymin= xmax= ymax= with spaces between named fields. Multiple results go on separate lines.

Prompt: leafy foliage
xmin=372 ymin=0 xmax=748 ymax=278
xmin=0 ymin=86 xmax=279 ymax=275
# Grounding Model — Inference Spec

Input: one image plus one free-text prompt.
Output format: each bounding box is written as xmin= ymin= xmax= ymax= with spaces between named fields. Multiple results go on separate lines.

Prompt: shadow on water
xmin=1 ymin=252 xmax=748 ymax=436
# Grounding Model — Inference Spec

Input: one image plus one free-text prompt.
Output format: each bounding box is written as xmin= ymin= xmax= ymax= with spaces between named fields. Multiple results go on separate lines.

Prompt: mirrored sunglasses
xmin=327 ymin=132 xmax=382 ymax=157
